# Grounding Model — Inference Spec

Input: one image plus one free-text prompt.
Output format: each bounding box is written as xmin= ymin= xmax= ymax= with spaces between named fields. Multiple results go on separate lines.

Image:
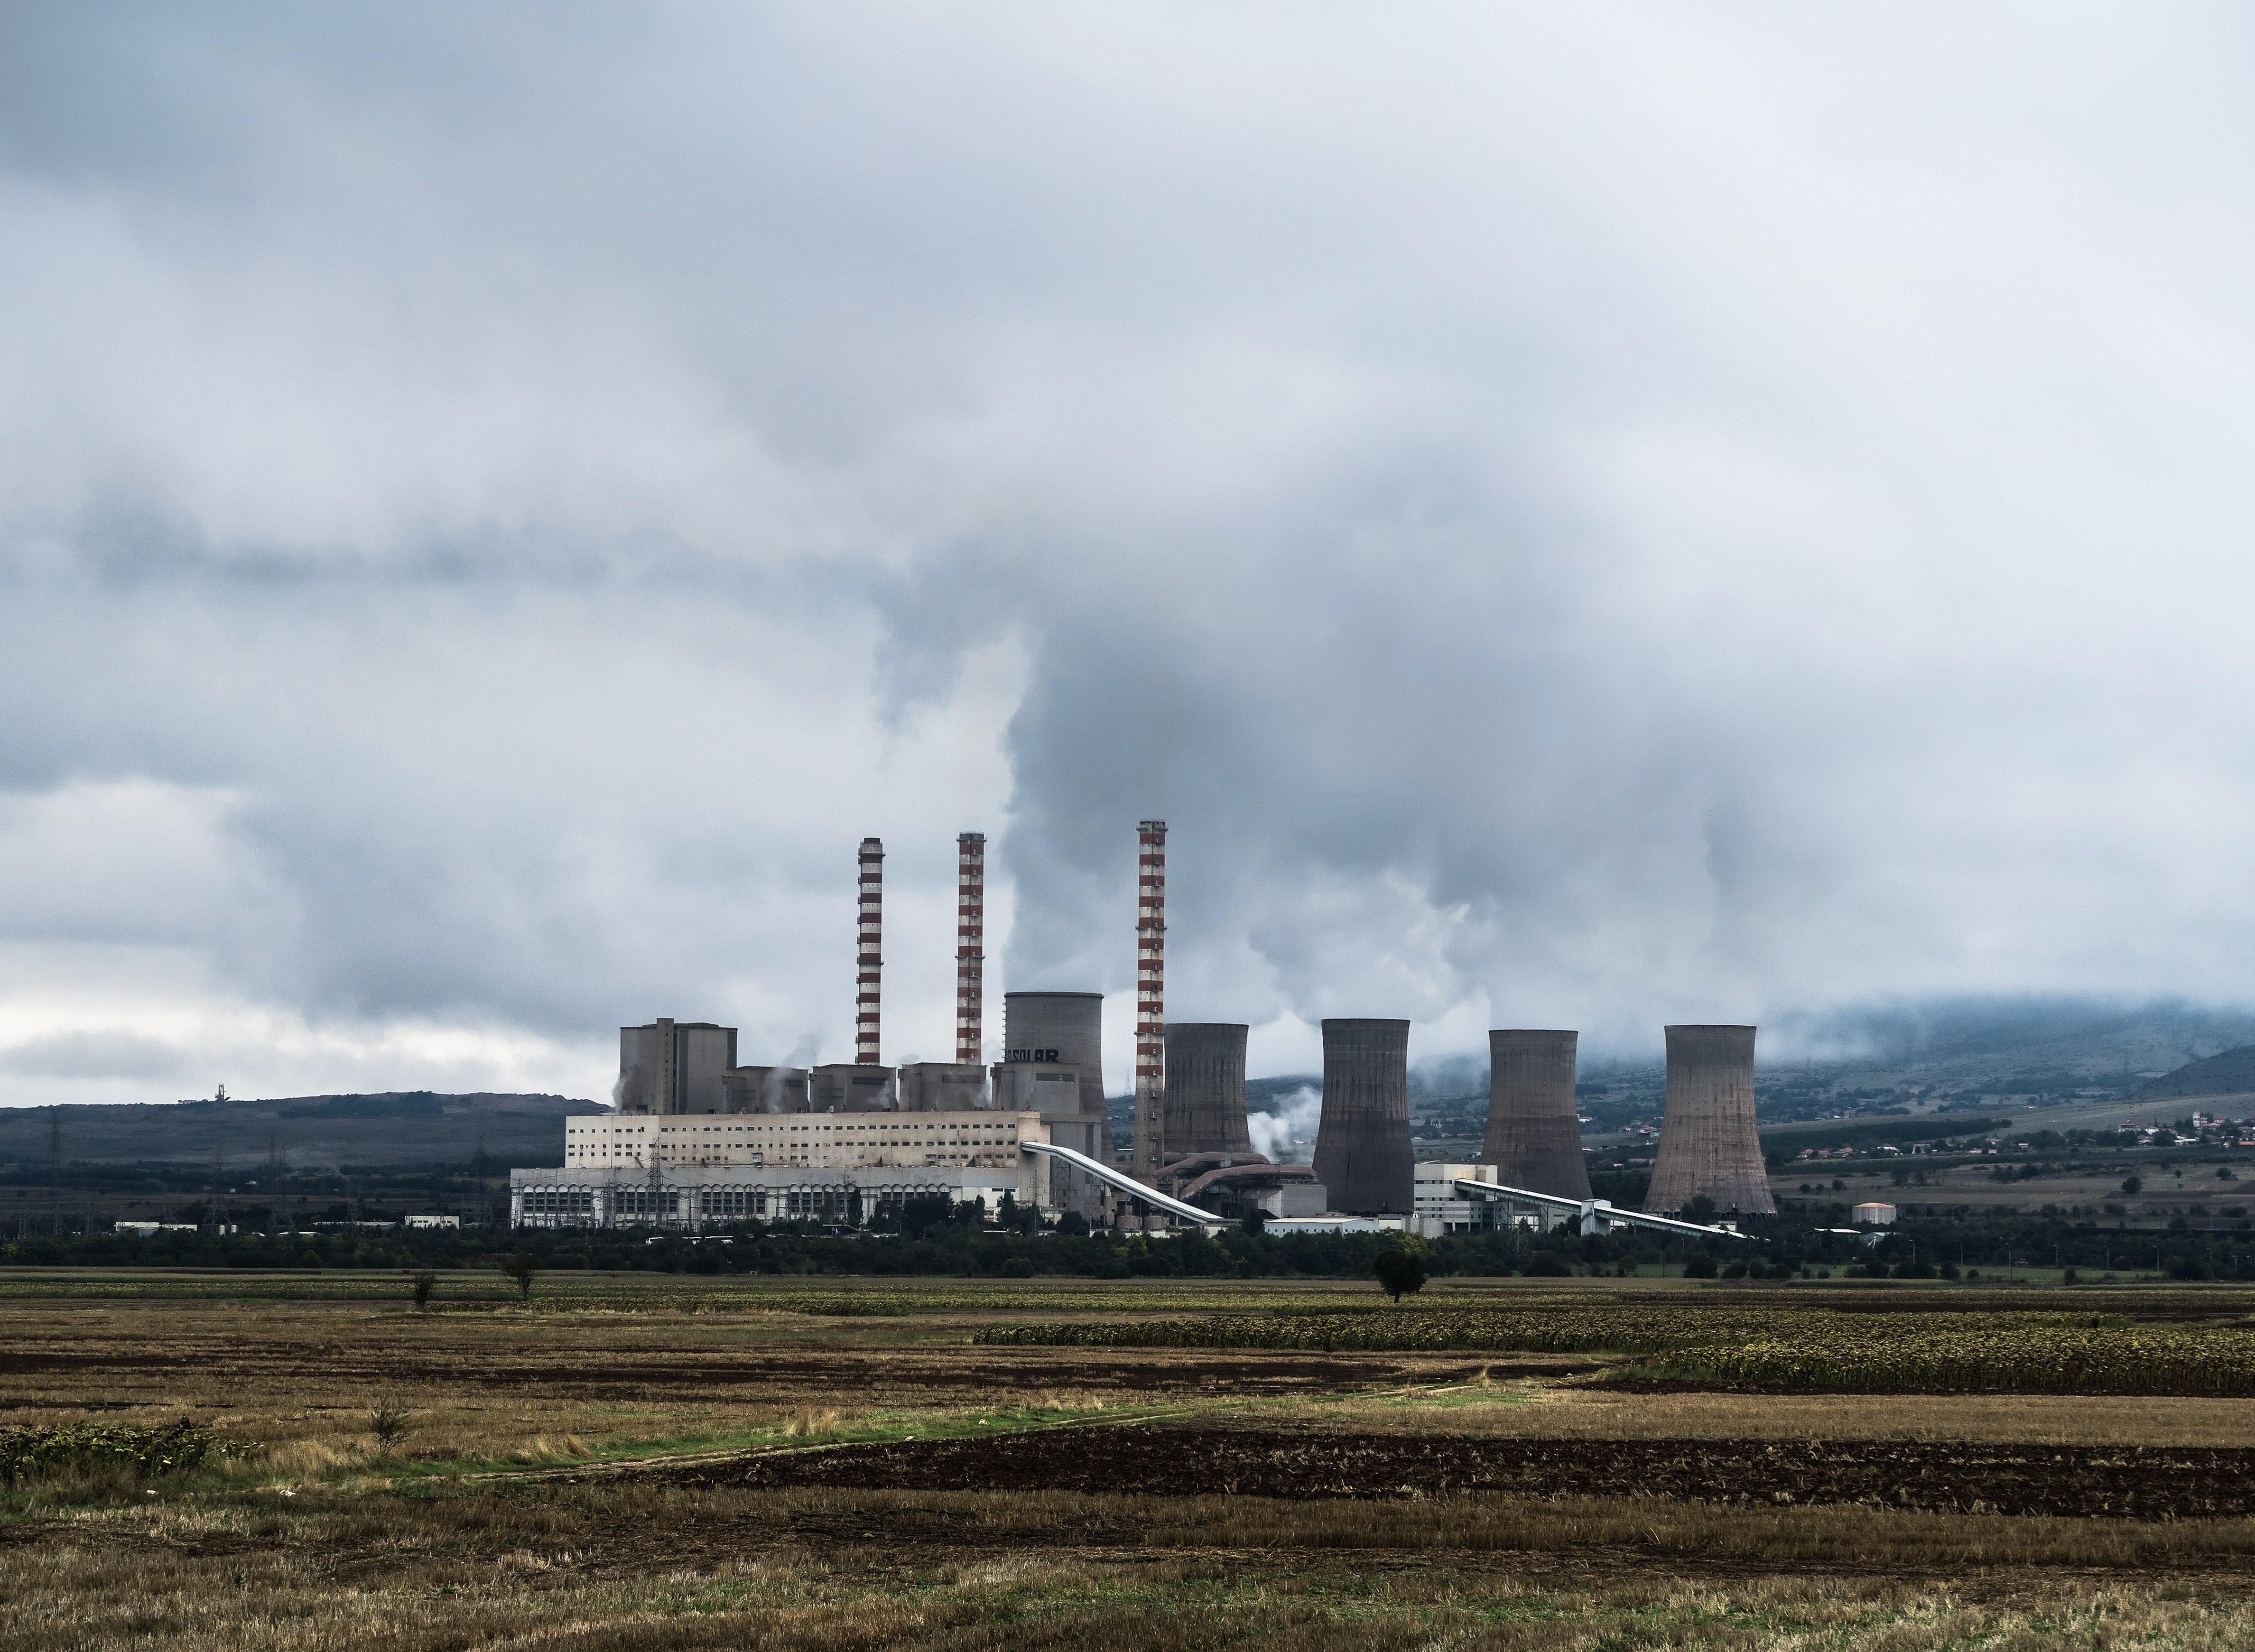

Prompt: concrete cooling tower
xmin=1002 ymin=991 xmax=1107 ymax=1131
xmin=1312 ymin=1018 xmax=1412 ymax=1214
xmin=1482 ymin=1029 xmax=1591 ymax=1200
xmin=1643 ymin=1024 xmax=1775 ymax=1217
xmin=1002 ymin=990 xmax=1111 ymax=1218
xmin=1161 ymin=1023 xmax=1252 ymax=1159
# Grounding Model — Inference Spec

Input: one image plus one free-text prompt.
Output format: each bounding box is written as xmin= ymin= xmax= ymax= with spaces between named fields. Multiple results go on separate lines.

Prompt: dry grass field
xmin=8 ymin=1269 xmax=2255 ymax=1648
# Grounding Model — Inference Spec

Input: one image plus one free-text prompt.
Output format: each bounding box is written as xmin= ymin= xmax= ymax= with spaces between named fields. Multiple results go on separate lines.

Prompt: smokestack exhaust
xmin=855 ymin=837 xmax=883 ymax=1065
xmin=1644 ymin=1024 xmax=1774 ymax=1217
xmin=1130 ymin=820 xmax=1168 ymax=1181
xmin=955 ymin=833 xmax=985 ymax=1064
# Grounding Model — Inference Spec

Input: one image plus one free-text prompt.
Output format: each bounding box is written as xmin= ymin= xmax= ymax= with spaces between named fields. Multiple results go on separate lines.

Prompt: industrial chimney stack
xmin=854 ymin=837 xmax=883 ymax=1065
xmin=1312 ymin=1018 xmax=1413 ymax=1214
xmin=1483 ymin=1030 xmax=1592 ymax=1200
xmin=955 ymin=833 xmax=985 ymax=1064
xmin=1643 ymin=1024 xmax=1775 ymax=1216
xmin=1130 ymin=821 xmax=1168 ymax=1182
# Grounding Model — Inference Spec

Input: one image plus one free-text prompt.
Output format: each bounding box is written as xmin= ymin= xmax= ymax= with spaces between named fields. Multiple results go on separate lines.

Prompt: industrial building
xmin=1643 ymin=1024 xmax=1776 ymax=1217
xmin=721 ymin=1065 xmax=809 ymax=1113
xmin=617 ymin=1019 xmax=737 ymax=1114
xmin=515 ymin=1109 xmax=1057 ymax=1228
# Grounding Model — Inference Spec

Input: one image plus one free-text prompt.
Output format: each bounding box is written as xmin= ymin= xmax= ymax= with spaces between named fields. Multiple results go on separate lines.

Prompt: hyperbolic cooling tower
xmin=1643 ymin=1024 xmax=1775 ymax=1217
xmin=1162 ymin=1022 xmax=1252 ymax=1159
xmin=1482 ymin=1030 xmax=1591 ymax=1200
xmin=1312 ymin=1018 xmax=1412 ymax=1214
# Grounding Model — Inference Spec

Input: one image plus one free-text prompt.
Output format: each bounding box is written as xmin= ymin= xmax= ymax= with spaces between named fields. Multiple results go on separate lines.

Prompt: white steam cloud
xmin=1246 ymin=1086 xmax=1322 ymax=1166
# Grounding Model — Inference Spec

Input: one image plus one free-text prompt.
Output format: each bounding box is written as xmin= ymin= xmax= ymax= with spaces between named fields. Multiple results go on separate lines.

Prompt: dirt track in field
xmin=681 ymin=1423 xmax=2255 ymax=1519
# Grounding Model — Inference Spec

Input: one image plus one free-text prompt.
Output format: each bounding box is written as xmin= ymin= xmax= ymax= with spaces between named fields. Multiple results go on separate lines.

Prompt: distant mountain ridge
xmin=0 ymin=1091 xmax=596 ymax=1169
xmin=2136 ymin=1047 xmax=2255 ymax=1101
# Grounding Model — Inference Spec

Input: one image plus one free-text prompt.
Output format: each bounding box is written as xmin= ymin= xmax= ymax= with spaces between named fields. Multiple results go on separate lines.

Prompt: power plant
xmin=511 ymin=826 xmax=1775 ymax=1240
xmin=1482 ymin=1030 xmax=1591 ymax=1201
xmin=1643 ymin=1024 xmax=1775 ymax=1217
xmin=1312 ymin=1018 xmax=1413 ymax=1215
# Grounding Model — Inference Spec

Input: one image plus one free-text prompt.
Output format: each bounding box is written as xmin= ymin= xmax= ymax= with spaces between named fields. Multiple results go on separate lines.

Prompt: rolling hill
xmin=0 ymin=1091 xmax=596 ymax=1170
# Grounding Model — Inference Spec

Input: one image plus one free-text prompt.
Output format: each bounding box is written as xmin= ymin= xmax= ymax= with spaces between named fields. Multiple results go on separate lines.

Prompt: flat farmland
xmin=9 ymin=1271 xmax=2255 ymax=1649
xmin=1772 ymin=1157 xmax=2255 ymax=1219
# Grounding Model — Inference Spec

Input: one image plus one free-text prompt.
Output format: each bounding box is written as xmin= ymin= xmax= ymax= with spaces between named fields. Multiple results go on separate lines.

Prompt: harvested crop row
xmin=1654 ymin=1325 xmax=2255 ymax=1395
xmin=974 ymin=1305 xmax=2117 ymax=1355
xmin=977 ymin=1304 xmax=2255 ymax=1394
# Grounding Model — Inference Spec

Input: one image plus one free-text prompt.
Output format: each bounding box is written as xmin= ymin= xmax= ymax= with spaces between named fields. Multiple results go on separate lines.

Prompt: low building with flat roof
xmin=513 ymin=1109 xmax=1055 ymax=1229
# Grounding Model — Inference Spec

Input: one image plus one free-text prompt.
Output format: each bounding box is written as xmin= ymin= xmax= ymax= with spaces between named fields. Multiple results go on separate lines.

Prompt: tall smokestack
xmin=1644 ymin=1024 xmax=1774 ymax=1217
xmin=1130 ymin=820 xmax=1168 ymax=1181
xmin=1483 ymin=1030 xmax=1591 ymax=1199
xmin=1162 ymin=1022 xmax=1252 ymax=1159
xmin=854 ymin=837 xmax=883 ymax=1065
xmin=955 ymin=833 xmax=985 ymax=1064
xmin=1313 ymin=1018 xmax=1412 ymax=1214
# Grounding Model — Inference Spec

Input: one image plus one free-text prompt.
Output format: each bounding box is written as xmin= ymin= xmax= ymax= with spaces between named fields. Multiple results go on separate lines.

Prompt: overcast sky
xmin=5 ymin=3 xmax=2255 ymax=1107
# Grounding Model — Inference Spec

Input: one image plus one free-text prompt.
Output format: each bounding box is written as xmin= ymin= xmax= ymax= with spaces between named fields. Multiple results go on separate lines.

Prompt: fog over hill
xmin=1222 ymin=997 xmax=2255 ymax=1147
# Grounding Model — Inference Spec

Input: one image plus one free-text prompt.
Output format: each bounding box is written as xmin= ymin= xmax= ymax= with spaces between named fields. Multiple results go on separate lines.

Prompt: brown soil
xmin=0 ymin=1347 xmax=1546 ymax=1399
xmin=686 ymin=1424 xmax=2255 ymax=1519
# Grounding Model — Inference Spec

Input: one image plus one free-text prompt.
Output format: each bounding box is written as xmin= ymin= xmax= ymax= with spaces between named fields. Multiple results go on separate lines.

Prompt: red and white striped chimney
xmin=955 ymin=833 xmax=985 ymax=1064
xmin=855 ymin=837 xmax=883 ymax=1065
xmin=1131 ymin=819 xmax=1167 ymax=1180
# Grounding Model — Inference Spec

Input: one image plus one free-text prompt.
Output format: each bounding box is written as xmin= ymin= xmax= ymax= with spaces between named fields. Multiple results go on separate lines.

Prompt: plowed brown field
xmin=695 ymin=1423 xmax=2255 ymax=1518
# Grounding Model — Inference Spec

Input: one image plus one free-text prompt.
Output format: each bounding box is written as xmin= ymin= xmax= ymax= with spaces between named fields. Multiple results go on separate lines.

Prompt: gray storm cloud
xmin=3 ymin=4 xmax=2255 ymax=1104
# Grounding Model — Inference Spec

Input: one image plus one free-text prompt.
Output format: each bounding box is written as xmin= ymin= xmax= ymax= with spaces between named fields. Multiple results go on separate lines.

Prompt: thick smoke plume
xmin=3 ymin=8 xmax=2255 ymax=1105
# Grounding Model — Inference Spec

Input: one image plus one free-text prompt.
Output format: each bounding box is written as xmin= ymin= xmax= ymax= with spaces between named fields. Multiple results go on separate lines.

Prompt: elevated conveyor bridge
xmin=1012 ymin=1145 xmax=1762 ymax=1241
xmin=1451 ymin=1177 xmax=1762 ymax=1241
xmin=1020 ymin=1140 xmax=1229 ymax=1227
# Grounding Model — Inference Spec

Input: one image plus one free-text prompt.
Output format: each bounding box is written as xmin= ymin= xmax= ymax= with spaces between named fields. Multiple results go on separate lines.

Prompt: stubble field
xmin=7 ymin=1270 xmax=2255 ymax=1648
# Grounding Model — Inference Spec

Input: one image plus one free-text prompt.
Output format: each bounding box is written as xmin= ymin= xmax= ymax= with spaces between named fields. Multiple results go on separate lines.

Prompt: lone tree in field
xmin=1373 ymin=1243 xmax=1428 ymax=1303
xmin=410 ymin=1271 xmax=436 ymax=1310
xmin=501 ymin=1253 xmax=538 ymax=1301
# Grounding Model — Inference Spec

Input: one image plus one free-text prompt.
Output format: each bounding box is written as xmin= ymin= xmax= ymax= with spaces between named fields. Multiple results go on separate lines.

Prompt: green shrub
xmin=0 ymin=1420 xmax=223 ymax=1485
